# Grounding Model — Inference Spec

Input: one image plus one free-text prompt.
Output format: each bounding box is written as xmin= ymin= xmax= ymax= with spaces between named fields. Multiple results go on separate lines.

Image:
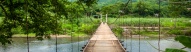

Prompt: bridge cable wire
xmin=130 ymin=0 xmax=133 ymax=52
xmin=158 ymin=0 xmax=161 ymax=52
xmin=144 ymin=37 xmax=164 ymax=52
xmin=107 ymin=0 xmax=132 ymax=51
xmin=78 ymin=0 xmax=97 ymax=24
xmin=135 ymin=0 xmax=163 ymax=52
xmin=71 ymin=18 xmax=73 ymax=52
xmin=83 ymin=12 xmax=86 ymax=51
xmin=124 ymin=3 xmax=128 ymax=51
xmin=55 ymin=1 xmax=58 ymax=52
xmin=55 ymin=15 xmax=58 ymax=52
xmin=71 ymin=5 xmax=74 ymax=52
xmin=123 ymin=11 xmax=125 ymax=49
xmin=85 ymin=7 xmax=89 ymax=51
xmin=138 ymin=0 xmax=142 ymax=52
xmin=77 ymin=10 xmax=80 ymax=52
xmin=24 ymin=0 xmax=29 ymax=52
xmin=110 ymin=0 xmax=131 ymax=24
xmin=77 ymin=2 xmax=89 ymax=49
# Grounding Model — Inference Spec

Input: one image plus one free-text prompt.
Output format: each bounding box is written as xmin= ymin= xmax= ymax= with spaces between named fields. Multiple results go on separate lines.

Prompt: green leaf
xmin=165 ymin=48 xmax=187 ymax=52
xmin=175 ymin=36 xmax=191 ymax=48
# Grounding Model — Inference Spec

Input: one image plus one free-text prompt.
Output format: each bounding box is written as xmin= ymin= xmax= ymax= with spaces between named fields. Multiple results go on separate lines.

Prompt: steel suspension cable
xmin=121 ymin=13 xmax=123 ymax=44
xmin=130 ymin=0 xmax=133 ymax=52
xmin=70 ymin=1 xmax=74 ymax=52
xmin=77 ymin=11 xmax=80 ymax=52
xmin=24 ymin=0 xmax=29 ymax=52
xmin=55 ymin=12 xmax=58 ymax=52
xmin=122 ymin=13 xmax=125 ymax=47
xmin=138 ymin=15 xmax=141 ymax=52
xmin=158 ymin=0 xmax=161 ymax=52
xmin=56 ymin=16 xmax=58 ymax=52
xmin=85 ymin=9 xmax=89 ymax=48
xmin=71 ymin=19 xmax=73 ymax=52
xmin=138 ymin=0 xmax=142 ymax=52
xmin=125 ymin=15 xmax=127 ymax=51
xmin=119 ymin=16 xmax=121 ymax=39
xmin=144 ymin=37 xmax=164 ymax=51
xmin=78 ymin=1 xmax=97 ymax=24
xmin=135 ymin=0 xmax=163 ymax=52
xmin=71 ymin=8 xmax=74 ymax=52
xmin=78 ymin=4 xmax=85 ymax=50
xmin=82 ymin=12 xmax=86 ymax=51
xmin=70 ymin=7 xmax=74 ymax=52
xmin=55 ymin=2 xmax=58 ymax=52
xmin=110 ymin=13 xmax=121 ymax=24
xmin=111 ymin=0 xmax=131 ymax=24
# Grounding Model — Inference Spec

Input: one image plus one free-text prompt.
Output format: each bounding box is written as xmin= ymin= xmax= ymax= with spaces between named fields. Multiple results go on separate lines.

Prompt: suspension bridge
xmin=1 ymin=0 xmax=190 ymax=52
xmin=82 ymin=22 xmax=126 ymax=52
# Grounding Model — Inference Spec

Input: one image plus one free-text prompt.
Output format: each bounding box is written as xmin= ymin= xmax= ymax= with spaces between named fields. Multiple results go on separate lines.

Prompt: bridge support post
xmin=106 ymin=14 xmax=107 ymax=23
xmin=100 ymin=14 xmax=102 ymax=22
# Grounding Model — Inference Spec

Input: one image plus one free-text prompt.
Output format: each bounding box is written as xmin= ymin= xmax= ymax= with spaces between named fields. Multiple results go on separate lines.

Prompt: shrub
xmin=112 ymin=27 xmax=123 ymax=37
xmin=167 ymin=29 xmax=184 ymax=35
xmin=185 ymin=29 xmax=191 ymax=36
xmin=11 ymin=26 xmax=24 ymax=34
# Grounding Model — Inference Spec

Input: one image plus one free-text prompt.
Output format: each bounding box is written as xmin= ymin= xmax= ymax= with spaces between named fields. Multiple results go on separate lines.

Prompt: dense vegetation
xmin=0 ymin=0 xmax=98 ymax=45
xmin=98 ymin=0 xmax=191 ymax=17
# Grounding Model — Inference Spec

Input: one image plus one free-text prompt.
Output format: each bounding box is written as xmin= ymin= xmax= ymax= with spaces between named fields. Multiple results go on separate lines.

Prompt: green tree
xmin=101 ymin=2 xmax=123 ymax=15
xmin=168 ymin=0 xmax=187 ymax=28
xmin=165 ymin=36 xmax=191 ymax=52
xmin=134 ymin=1 xmax=149 ymax=16
xmin=0 ymin=0 xmax=97 ymax=45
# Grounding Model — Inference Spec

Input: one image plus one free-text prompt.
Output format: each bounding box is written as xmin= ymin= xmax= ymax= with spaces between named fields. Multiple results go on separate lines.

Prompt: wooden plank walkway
xmin=83 ymin=22 xmax=126 ymax=52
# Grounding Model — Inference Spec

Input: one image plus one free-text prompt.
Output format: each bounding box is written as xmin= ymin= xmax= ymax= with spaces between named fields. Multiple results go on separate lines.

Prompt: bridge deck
xmin=83 ymin=22 xmax=126 ymax=52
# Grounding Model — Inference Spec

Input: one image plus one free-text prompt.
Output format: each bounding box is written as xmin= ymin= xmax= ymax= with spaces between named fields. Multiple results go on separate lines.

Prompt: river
xmin=0 ymin=37 xmax=190 ymax=52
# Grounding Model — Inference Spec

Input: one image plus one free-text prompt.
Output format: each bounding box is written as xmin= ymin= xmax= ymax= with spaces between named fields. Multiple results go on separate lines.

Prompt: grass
xmin=108 ymin=17 xmax=191 ymax=27
xmin=107 ymin=17 xmax=191 ymax=36
xmin=60 ymin=17 xmax=100 ymax=37
xmin=79 ymin=17 xmax=101 ymax=24
xmin=13 ymin=33 xmax=36 ymax=37
xmin=2 ymin=16 xmax=190 ymax=37
xmin=111 ymin=26 xmax=123 ymax=37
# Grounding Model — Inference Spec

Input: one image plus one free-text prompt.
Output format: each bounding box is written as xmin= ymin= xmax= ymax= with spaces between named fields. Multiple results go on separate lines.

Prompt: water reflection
xmin=0 ymin=37 xmax=89 ymax=52
xmin=122 ymin=38 xmax=191 ymax=52
xmin=0 ymin=37 xmax=191 ymax=52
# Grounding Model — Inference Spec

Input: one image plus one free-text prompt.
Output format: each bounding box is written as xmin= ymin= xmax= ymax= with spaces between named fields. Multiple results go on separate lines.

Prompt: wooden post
xmin=101 ymin=14 xmax=102 ymax=22
xmin=106 ymin=14 xmax=108 ymax=23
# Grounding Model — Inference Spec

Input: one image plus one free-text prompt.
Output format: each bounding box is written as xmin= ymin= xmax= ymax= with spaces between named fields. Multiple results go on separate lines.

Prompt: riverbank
xmin=12 ymin=34 xmax=170 ymax=39
xmin=12 ymin=34 xmax=88 ymax=38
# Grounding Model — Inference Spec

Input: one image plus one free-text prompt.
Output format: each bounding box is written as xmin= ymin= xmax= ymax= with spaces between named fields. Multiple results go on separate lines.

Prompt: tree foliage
xmin=165 ymin=36 xmax=191 ymax=52
xmin=168 ymin=0 xmax=187 ymax=17
xmin=175 ymin=36 xmax=191 ymax=48
xmin=0 ymin=0 xmax=97 ymax=45
xmin=99 ymin=0 xmax=191 ymax=17
xmin=165 ymin=48 xmax=186 ymax=52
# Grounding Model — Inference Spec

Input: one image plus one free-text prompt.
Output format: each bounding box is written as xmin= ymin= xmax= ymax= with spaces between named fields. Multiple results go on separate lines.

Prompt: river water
xmin=0 ymin=37 xmax=190 ymax=52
